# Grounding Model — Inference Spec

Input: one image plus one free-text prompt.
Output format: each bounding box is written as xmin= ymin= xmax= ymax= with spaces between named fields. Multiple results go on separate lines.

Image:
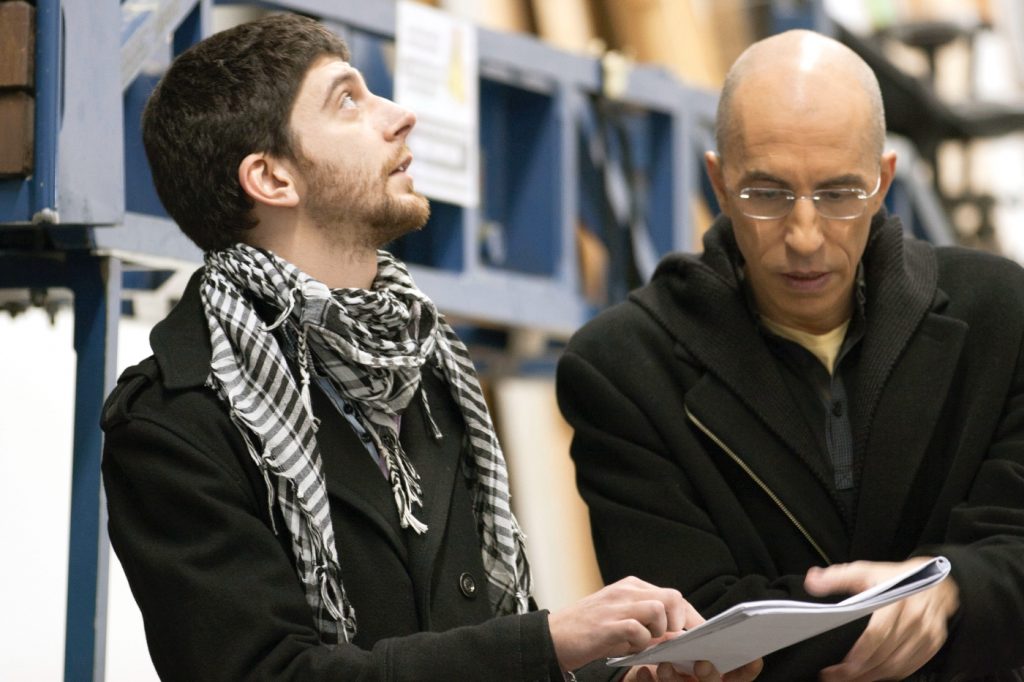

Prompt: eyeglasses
xmin=734 ymin=175 xmax=882 ymax=220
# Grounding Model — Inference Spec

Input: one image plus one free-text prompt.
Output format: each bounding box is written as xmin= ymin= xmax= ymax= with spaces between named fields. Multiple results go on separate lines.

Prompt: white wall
xmin=0 ymin=308 xmax=159 ymax=681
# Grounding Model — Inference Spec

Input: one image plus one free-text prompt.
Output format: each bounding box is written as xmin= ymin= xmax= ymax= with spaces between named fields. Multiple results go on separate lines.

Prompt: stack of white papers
xmin=608 ymin=556 xmax=951 ymax=674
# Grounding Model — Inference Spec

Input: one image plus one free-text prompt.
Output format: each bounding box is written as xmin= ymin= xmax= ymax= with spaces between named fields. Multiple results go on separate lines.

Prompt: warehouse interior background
xmin=2 ymin=0 xmax=1024 ymax=679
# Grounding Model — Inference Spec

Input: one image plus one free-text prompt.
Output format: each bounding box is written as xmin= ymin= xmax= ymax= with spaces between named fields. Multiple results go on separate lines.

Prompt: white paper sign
xmin=394 ymin=0 xmax=479 ymax=208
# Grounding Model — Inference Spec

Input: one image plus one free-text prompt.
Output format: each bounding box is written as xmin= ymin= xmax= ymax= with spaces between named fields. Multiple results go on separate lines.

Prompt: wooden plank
xmin=0 ymin=90 xmax=33 ymax=176
xmin=0 ymin=1 xmax=35 ymax=88
xmin=576 ymin=222 xmax=609 ymax=306
xmin=532 ymin=0 xmax=599 ymax=54
xmin=442 ymin=0 xmax=533 ymax=34
xmin=706 ymin=1 xmax=754 ymax=84
xmin=597 ymin=0 xmax=722 ymax=89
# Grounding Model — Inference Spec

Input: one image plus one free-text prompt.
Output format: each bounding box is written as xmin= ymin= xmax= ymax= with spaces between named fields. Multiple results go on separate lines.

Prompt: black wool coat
xmin=557 ymin=211 xmax=1024 ymax=681
xmin=102 ymin=270 xmax=613 ymax=681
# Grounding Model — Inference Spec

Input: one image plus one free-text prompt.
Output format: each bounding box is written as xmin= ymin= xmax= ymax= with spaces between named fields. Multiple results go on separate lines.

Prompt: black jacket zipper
xmin=685 ymin=406 xmax=832 ymax=565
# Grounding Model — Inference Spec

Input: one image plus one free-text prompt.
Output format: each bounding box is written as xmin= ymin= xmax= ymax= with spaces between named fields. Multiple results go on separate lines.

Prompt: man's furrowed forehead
xmin=736 ymin=167 xmax=874 ymax=189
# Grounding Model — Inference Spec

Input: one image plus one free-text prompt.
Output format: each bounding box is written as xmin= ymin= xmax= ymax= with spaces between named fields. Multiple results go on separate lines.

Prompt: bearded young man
xmin=557 ymin=29 xmax=1024 ymax=682
xmin=100 ymin=13 xmax=765 ymax=682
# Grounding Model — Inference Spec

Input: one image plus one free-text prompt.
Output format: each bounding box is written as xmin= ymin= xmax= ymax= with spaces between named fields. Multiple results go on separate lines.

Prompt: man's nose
xmin=784 ymin=196 xmax=825 ymax=255
xmin=382 ymin=98 xmax=416 ymax=141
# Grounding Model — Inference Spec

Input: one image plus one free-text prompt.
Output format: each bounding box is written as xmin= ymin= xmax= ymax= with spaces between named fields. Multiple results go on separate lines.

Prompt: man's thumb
xmin=804 ymin=564 xmax=856 ymax=596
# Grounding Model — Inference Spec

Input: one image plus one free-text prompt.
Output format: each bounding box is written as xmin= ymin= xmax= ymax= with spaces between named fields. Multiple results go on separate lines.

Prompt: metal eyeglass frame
xmin=735 ymin=175 xmax=883 ymax=220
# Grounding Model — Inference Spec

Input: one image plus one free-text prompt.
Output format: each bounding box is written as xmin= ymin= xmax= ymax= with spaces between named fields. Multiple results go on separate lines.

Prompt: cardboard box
xmin=0 ymin=1 xmax=35 ymax=88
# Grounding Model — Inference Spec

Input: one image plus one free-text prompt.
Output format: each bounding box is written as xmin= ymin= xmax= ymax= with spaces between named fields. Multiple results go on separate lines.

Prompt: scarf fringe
xmin=225 ymin=400 xmax=280 ymax=537
xmin=419 ymin=390 xmax=444 ymax=441
xmin=382 ymin=437 xmax=428 ymax=534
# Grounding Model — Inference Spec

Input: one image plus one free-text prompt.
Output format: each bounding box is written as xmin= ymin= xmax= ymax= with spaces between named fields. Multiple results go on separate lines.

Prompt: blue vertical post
xmin=31 ymin=0 xmax=61 ymax=220
xmin=63 ymin=253 xmax=121 ymax=682
xmin=172 ymin=2 xmax=206 ymax=54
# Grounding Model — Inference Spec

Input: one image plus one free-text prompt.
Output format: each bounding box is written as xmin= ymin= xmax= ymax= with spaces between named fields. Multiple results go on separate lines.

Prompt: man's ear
xmin=238 ymin=153 xmax=300 ymax=208
xmin=875 ymin=150 xmax=898 ymax=209
xmin=704 ymin=150 xmax=730 ymax=214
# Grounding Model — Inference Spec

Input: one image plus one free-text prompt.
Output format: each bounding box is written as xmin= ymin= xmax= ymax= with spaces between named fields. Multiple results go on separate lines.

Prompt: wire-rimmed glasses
xmin=735 ymin=175 xmax=882 ymax=220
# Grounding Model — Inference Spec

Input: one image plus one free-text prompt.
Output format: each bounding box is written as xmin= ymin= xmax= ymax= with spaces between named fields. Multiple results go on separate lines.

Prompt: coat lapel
xmin=850 ymin=228 xmax=939 ymax=465
xmin=846 ymin=229 xmax=959 ymax=557
xmin=850 ymin=310 xmax=967 ymax=558
xmin=313 ymin=369 xmax=469 ymax=625
xmin=311 ymin=385 xmax=410 ymax=563
xmin=401 ymin=369 xmax=466 ymax=622
xmin=634 ymin=246 xmax=835 ymax=495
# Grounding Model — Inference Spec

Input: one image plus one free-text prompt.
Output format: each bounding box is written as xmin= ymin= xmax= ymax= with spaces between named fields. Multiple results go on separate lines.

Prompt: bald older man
xmin=558 ymin=29 xmax=1024 ymax=681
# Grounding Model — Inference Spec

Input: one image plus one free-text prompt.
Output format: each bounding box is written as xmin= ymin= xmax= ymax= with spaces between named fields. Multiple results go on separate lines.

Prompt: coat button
xmin=458 ymin=572 xmax=477 ymax=599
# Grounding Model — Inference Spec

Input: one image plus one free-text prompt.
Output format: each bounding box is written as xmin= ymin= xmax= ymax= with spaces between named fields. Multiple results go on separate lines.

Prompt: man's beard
xmin=297 ymin=151 xmax=430 ymax=249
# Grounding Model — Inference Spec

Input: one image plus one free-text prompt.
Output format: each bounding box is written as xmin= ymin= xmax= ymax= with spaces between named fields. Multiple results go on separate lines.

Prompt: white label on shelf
xmin=395 ymin=0 xmax=480 ymax=208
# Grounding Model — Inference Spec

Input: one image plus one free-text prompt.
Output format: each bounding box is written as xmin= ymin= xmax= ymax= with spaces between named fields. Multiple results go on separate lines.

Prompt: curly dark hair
xmin=141 ymin=13 xmax=349 ymax=251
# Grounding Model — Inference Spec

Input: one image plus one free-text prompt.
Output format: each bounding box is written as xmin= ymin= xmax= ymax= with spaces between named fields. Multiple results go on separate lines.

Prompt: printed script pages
xmin=608 ymin=556 xmax=951 ymax=674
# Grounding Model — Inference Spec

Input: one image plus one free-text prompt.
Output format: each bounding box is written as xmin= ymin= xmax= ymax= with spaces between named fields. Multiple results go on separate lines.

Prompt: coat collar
xmin=636 ymin=209 xmax=940 ymax=456
xmin=633 ymin=210 xmax=963 ymax=558
xmin=150 ymin=267 xmax=215 ymax=390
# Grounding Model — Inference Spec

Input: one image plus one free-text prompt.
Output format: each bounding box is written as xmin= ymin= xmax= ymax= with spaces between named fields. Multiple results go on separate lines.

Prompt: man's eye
xmin=749 ymin=189 xmax=787 ymax=200
xmin=817 ymin=190 xmax=854 ymax=202
xmin=340 ymin=93 xmax=357 ymax=110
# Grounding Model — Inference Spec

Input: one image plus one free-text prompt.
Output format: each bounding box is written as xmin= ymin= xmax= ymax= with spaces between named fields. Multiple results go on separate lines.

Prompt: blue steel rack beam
xmin=121 ymin=0 xmax=211 ymax=90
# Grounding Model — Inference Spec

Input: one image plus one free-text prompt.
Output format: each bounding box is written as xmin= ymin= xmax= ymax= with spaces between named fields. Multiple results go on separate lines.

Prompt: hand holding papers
xmin=608 ymin=556 xmax=951 ymax=675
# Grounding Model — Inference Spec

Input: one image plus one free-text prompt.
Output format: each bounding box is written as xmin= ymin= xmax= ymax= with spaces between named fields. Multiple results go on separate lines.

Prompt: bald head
xmin=715 ymin=30 xmax=885 ymax=164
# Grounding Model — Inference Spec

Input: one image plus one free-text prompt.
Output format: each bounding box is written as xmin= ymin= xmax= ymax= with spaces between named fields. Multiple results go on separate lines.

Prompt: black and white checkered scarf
xmin=200 ymin=244 xmax=531 ymax=643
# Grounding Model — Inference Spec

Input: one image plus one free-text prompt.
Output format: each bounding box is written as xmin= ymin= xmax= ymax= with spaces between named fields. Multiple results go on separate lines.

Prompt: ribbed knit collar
xmin=636 ymin=208 xmax=938 ymax=467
